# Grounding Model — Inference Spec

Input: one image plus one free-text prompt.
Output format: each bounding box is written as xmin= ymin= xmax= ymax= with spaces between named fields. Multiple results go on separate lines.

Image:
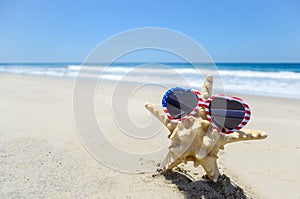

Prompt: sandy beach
xmin=0 ymin=74 xmax=299 ymax=198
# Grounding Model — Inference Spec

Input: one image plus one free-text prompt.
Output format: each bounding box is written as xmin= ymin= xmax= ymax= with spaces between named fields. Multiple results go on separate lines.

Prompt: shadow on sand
xmin=163 ymin=171 xmax=248 ymax=199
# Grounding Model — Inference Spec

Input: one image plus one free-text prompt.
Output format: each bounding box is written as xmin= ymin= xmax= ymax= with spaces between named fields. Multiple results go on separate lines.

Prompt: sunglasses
xmin=161 ymin=87 xmax=251 ymax=134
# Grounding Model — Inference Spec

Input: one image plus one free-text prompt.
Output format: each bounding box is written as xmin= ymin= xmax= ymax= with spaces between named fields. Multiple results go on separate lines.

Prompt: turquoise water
xmin=0 ymin=63 xmax=300 ymax=98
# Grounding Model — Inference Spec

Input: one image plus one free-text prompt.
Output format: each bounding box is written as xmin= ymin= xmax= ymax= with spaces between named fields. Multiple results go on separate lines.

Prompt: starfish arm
xmin=198 ymin=156 xmax=220 ymax=182
xmin=193 ymin=75 xmax=214 ymax=119
xmin=223 ymin=129 xmax=267 ymax=144
xmin=145 ymin=103 xmax=177 ymax=133
xmin=161 ymin=150 xmax=183 ymax=170
xmin=201 ymin=75 xmax=213 ymax=100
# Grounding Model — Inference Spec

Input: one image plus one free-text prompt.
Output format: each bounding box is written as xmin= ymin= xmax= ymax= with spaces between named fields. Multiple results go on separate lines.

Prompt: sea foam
xmin=0 ymin=63 xmax=299 ymax=98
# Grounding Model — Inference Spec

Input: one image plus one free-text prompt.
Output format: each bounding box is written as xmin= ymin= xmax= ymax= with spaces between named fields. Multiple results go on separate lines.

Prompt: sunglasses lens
xmin=165 ymin=90 xmax=198 ymax=119
xmin=209 ymin=97 xmax=245 ymax=132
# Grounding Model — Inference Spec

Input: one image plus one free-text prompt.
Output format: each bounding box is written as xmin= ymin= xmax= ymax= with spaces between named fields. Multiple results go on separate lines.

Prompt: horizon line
xmin=0 ymin=61 xmax=300 ymax=64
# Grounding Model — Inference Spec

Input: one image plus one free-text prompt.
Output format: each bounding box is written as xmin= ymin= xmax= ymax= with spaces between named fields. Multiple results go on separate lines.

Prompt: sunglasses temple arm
xmin=223 ymin=129 xmax=267 ymax=144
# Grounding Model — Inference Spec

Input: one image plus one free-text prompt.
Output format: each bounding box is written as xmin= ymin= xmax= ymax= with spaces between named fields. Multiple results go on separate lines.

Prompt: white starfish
xmin=145 ymin=76 xmax=267 ymax=182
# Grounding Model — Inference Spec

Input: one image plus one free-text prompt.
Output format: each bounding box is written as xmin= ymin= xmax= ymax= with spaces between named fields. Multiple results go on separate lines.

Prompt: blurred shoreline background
xmin=1 ymin=62 xmax=299 ymax=98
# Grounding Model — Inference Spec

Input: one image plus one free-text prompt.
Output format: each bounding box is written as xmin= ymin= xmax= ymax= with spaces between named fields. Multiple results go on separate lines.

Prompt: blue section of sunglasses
xmin=162 ymin=87 xmax=192 ymax=108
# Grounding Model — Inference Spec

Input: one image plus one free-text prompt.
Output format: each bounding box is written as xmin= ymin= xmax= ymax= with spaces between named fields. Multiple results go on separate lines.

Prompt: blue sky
xmin=0 ymin=0 xmax=299 ymax=62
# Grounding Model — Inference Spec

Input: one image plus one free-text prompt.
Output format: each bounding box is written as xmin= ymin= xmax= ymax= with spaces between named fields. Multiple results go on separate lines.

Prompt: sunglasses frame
xmin=162 ymin=87 xmax=251 ymax=134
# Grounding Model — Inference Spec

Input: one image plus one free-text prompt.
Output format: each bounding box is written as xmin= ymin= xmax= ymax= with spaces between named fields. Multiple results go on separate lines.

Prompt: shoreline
xmin=1 ymin=73 xmax=300 ymax=100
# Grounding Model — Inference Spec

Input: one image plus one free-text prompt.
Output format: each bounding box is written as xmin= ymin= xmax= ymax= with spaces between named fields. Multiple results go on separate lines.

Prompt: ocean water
xmin=0 ymin=63 xmax=300 ymax=99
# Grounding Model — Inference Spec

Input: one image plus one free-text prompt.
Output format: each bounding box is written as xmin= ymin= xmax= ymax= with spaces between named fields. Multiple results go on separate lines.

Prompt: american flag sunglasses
xmin=161 ymin=87 xmax=251 ymax=134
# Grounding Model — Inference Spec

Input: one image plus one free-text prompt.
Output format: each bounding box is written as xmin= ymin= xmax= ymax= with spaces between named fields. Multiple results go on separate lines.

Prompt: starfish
xmin=145 ymin=76 xmax=267 ymax=182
